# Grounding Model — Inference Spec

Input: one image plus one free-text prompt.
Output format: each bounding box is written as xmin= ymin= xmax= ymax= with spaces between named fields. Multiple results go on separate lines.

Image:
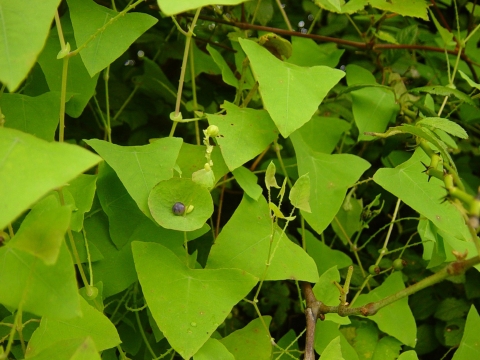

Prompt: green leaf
xmin=206 ymin=195 xmax=319 ymax=282
xmin=313 ymin=266 xmax=351 ymax=325
xmin=67 ymin=0 xmax=157 ymax=76
xmin=373 ymin=148 xmax=470 ymax=241
xmin=355 ymin=272 xmax=416 ymax=347
xmin=288 ymin=38 xmax=344 ymax=68
xmin=276 ymin=329 xmax=300 ymax=360
xmin=135 ymin=58 xmax=177 ymax=104
xmin=429 ymin=9 xmax=454 ymax=47
xmin=411 ymin=85 xmax=474 ymax=105
xmin=84 ymin=137 xmax=182 ymax=217
xmin=323 ymin=336 xmax=345 ymax=360
xmin=11 ymin=195 xmax=71 ymax=265
xmin=0 ymin=127 xmax=101 ymax=230
xmin=132 ymin=241 xmax=258 ymax=359
xmin=369 ymin=0 xmax=428 ymax=20
xmin=26 ymin=296 xmax=120 ymax=357
xmin=331 ymin=198 xmax=363 ymax=245
xmin=232 ymin=166 xmax=263 ymax=200
xmin=0 ymin=0 xmax=61 ymax=91
xmin=314 ymin=0 xmax=368 ymax=14
xmin=434 ymin=298 xmax=470 ymax=321
xmin=220 ymin=317 xmax=272 ymax=360
xmin=265 ymin=161 xmax=281 ymax=190
xmin=340 ymin=318 xmax=379 ymax=360
xmin=372 ymin=336 xmax=402 ymax=360
xmin=1 ymin=93 xmax=61 ymax=141
xmin=289 ymin=173 xmax=311 ymax=212
xmin=291 ymin=131 xmax=370 ymax=234
xmin=148 ymin=177 xmax=214 ymax=232
xmin=207 ymin=101 xmax=278 ymax=171
xmin=452 ymin=306 xmax=480 ymax=360
xmin=0 ymin=241 xmax=80 ymax=319
xmin=194 ymin=338 xmax=235 ymax=360
xmin=25 ymin=337 xmax=101 ymax=360
xmin=206 ymin=44 xmax=238 ymax=88
xmin=38 ymin=12 xmax=99 ymax=118
xmin=416 ymin=117 xmax=468 ymax=139
xmin=86 ymin=212 xmax=184 ymax=297
xmin=315 ymin=320 xmax=359 ymax=360
xmin=292 ymin=116 xmax=350 ymax=154
xmin=176 ymin=142 xmax=229 ymax=183
xmin=305 ymin=229 xmax=352 ymax=276
xmin=157 ymin=0 xmax=250 ymax=16
xmin=398 ymin=350 xmax=419 ymax=360
xmin=67 ymin=174 xmax=97 ymax=232
xmin=97 ymin=163 xmax=150 ymax=249
xmin=352 ymin=87 xmax=399 ymax=141
xmin=458 ymin=70 xmax=480 ymax=90
xmin=239 ymin=38 xmax=345 ymax=137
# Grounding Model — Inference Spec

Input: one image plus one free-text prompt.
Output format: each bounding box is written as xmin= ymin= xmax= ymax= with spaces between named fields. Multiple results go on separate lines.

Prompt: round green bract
xmin=148 ymin=177 xmax=213 ymax=231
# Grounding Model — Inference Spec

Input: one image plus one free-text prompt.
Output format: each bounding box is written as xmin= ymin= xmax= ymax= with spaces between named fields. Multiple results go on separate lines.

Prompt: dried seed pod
xmin=172 ymin=202 xmax=185 ymax=215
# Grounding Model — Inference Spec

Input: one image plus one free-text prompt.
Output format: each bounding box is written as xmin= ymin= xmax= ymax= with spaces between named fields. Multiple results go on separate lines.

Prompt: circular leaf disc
xmin=149 ymin=177 xmax=213 ymax=231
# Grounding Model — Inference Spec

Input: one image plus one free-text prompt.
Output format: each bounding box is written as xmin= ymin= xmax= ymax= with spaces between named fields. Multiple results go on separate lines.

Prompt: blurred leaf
xmin=292 ymin=116 xmax=350 ymax=154
xmin=1 ymin=93 xmax=60 ymax=141
xmin=132 ymin=241 xmax=257 ymax=359
xmin=26 ymin=296 xmax=120 ymax=357
xmin=434 ymin=298 xmax=470 ymax=321
xmin=369 ymin=0 xmax=428 ymax=20
xmin=305 ymin=229 xmax=352 ymax=276
xmin=417 ymin=117 xmax=468 ymax=139
xmin=0 ymin=241 xmax=80 ymax=319
xmin=331 ymin=198 xmax=363 ymax=245
xmin=67 ymin=174 xmax=97 ymax=232
xmin=194 ymin=338 xmax=234 ymax=360
xmin=220 ymin=317 xmax=272 ymax=360
xmin=0 ymin=127 xmax=101 ymax=230
xmin=157 ymin=0 xmax=251 ymax=16
xmin=12 ymin=195 xmax=71 ymax=265
xmin=314 ymin=0 xmax=368 ymax=14
xmin=207 ymin=44 xmax=238 ymax=88
xmin=372 ymin=336 xmax=402 ymax=360
xmin=315 ymin=320 xmax=359 ymax=360
xmin=452 ymin=306 xmax=480 ymax=360
xmin=0 ymin=0 xmax=61 ymax=91
xmin=26 ymin=337 xmax=101 ymax=360
xmin=411 ymin=86 xmax=474 ymax=105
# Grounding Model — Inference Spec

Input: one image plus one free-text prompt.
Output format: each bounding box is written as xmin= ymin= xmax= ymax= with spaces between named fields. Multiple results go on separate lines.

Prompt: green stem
xmin=273 ymin=139 xmax=292 ymax=188
xmin=104 ymin=66 xmax=112 ymax=142
xmin=134 ymin=283 xmax=157 ymax=359
xmin=274 ymin=0 xmax=293 ymax=31
xmin=375 ymin=198 xmax=401 ymax=267
xmin=189 ymin=44 xmax=201 ymax=145
xmin=170 ymin=7 xmax=202 ymax=138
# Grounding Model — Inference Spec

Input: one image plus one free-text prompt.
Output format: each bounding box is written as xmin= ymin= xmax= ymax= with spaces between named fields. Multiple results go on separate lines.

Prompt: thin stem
xmin=134 ymin=283 xmax=157 ymax=359
xmin=112 ymin=84 xmax=140 ymax=122
xmin=375 ymin=198 xmax=401 ymax=266
xmin=173 ymin=8 xmax=202 ymax=120
xmin=273 ymin=139 xmax=292 ymax=188
xmin=307 ymin=8 xmax=322 ymax=35
xmin=104 ymin=66 xmax=112 ymax=142
xmin=274 ymin=0 xmax=293 ymax=31
xmin=189 ymin=44 xmax=201 ymax=145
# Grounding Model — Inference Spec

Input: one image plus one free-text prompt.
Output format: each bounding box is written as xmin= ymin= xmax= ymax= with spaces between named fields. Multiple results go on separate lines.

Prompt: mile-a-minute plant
xmin=0 ymin=0 xmax=480 ymax=359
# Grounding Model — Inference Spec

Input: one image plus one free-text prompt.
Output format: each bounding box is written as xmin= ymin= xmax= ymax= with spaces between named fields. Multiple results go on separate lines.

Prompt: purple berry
xmin=172 ymin=202 xmax=185 ymax=215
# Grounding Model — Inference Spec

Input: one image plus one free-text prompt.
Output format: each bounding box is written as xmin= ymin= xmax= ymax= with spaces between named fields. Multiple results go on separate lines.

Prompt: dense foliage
xmin=1 ymin=0 xmax=480 ymax=359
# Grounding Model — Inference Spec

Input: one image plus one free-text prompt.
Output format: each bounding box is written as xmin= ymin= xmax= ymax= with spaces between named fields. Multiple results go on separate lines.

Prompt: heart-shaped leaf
xmin=132 ymin=241 xmax=258 ymax=359
xmin=149 ymin=177 xmax=214 ymax=232
xmin=239 ymin=38 xmax=345 ymax=138
xmin=206 ymin=195 xmax=319 ymax=282
xmin=85 ymin=138 xmax=182 ymax=217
